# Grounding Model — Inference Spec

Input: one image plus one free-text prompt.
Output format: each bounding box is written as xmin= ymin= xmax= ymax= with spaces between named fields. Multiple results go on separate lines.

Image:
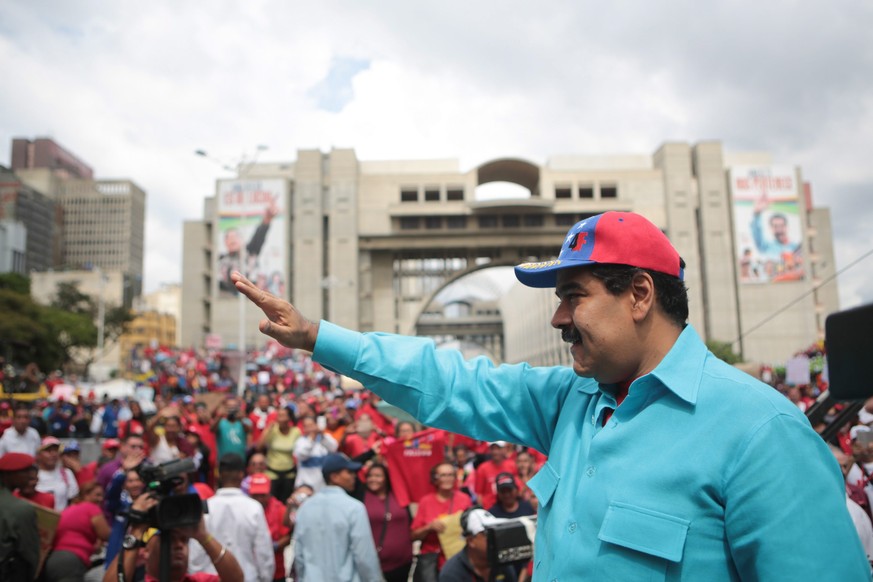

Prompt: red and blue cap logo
xmin=514 ymin=211 xmax=684 ymax=288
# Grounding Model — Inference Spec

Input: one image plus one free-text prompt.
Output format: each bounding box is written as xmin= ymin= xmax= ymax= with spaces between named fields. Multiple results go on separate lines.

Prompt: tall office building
xmin=181 ymin=141 xmax=839 ymax=364
xmin=0 ymin=165 xmax=63 ymax=273
xmin=9 ymin=138 xmax=146 ymax=303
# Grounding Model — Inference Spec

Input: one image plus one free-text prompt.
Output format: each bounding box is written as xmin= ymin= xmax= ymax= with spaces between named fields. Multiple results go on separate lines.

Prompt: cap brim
xmin=514 ymin=259 xmax=595 ymax=288
xmin=347 ymin=461 xmax=363 ymax=472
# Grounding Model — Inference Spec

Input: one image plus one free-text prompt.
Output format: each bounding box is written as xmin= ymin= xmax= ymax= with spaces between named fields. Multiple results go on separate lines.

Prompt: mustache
xmin=561 ymin=327 xmax=582 ymax=344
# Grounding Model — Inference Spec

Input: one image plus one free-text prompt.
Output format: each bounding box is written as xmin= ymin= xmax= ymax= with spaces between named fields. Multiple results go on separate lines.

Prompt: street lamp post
xmin=196 ymin=146 xmax=268 ymax=398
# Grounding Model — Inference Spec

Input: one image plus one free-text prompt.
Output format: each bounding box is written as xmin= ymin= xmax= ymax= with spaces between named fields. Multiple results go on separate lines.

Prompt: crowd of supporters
xmin=1 ymin=341 xmax=871 ymax=580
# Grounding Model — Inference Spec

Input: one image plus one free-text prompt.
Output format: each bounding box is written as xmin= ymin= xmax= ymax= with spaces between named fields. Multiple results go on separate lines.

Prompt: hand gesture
xmin=232 ymin=272 xmax=319 ymax=350
xmin=430 ymin=520 xmax=447 ymax=534
xmin=753 ymin=191 xmax=770 ymax=215
xmin=122 ymin=450 xmax=147 ymax=472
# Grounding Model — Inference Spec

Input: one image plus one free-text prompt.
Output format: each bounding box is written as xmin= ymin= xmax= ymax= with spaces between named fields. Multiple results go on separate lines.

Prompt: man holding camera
xmin=233 ymin=211 xmax=868 ymax=580
xmin=103 ymin=493 xmax=244 ymax=582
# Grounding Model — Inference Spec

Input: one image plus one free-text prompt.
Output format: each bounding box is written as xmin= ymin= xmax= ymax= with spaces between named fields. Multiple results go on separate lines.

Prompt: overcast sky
xmin=2 ymin=0 xmax=871 ymax=312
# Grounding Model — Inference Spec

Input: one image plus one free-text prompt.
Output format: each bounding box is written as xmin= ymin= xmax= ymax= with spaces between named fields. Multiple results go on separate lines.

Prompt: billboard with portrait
xmin=730 ymin=166 xmax=804 ymax=284
xmin=215 ymin=179 xmax=287 ymax=297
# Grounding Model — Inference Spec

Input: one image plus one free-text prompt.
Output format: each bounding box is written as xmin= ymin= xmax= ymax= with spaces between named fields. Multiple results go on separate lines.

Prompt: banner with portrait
xmin=214 ymin=179 xmax=288 ymax=297
xmin=730 ymin=166 xmax=804 ymax=284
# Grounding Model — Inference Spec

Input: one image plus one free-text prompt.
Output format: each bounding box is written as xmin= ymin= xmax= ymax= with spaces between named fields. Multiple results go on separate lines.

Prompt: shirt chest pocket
xmin=596 ymin=502 xmax=690 ymax=581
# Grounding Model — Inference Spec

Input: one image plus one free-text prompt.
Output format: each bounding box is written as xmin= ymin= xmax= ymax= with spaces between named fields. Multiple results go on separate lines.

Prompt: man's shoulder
xmin=439 ymin=549 xmax=473 ymax=580
xmin=0 ymin=491 xmax=38 ymax=518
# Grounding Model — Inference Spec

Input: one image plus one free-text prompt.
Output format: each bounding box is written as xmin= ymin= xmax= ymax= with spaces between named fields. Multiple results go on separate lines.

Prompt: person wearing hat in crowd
xmin=36 ymin=436 xmax=79 ymax=511
xmin=187 ymin=453 xmax=274 ymax=582
xmin=0 ymin=452 xmax=41 ymax=582
xmin=247 ymin=473 xmax=291 ymax=582
xmin=13 ymin=461 xmax=56 ymax=509
xmin=234 ymin=209 xmax=868 ymax=580
xmin=60 ymin=440 xmax=97 ymax=487
xmin=488 ymin=472 xmax=535 ymax=520
xmin=292 ymin=452 xmax=381 ymax=582
xmin=0 ymin=404 xmax=41 ymax=457
xmin=472 ymin=441 xmax=517 ymax=510
xmin=96 ymin=435 xmax=143 ymax=491
xmin=438 ymin=507 xmax=517 ymax=582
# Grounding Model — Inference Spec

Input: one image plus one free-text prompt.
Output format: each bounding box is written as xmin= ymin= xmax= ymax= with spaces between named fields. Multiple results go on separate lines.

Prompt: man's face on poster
xmin=225 ymin=229 xmax=242 ymax=253
xmin=770 ymin=215 xmax=789 ymax=244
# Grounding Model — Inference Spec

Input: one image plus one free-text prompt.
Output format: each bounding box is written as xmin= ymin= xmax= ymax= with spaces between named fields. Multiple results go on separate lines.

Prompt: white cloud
xmin=1 ymin=0 xmax=871 ymax=317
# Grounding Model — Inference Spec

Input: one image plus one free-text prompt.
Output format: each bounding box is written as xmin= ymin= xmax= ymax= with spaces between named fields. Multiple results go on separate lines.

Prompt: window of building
xmin=446 ymin=187 xmax=464 ymax=201
xmin=579 ymin=186 xmax=594 ymax=198
xmin=524 ymin=214 xmax=544 ymax=227
xmin=401 ymin=188 xmax=418 ymax=203
xmin=478 ymin=215 xmax=498 ymax=228
xmin=502 ymin=214 xmax=520 ymax=228
xmin=400 ymin=217 xmax=419 ymax=230
xmin=555 ymin=214 xmax=577 ymax=227
xmin=555 ymin=186 xmax=572 ymax=199
xmin=425 ymin=216 xmax=442 ymax=229
xmin=424 ymin=188 xmax=440 ymax=202
xmin=446 ymin=216 xmax=467 ymax=229
xmin=601 ymin=185 xmax=618 ymax=198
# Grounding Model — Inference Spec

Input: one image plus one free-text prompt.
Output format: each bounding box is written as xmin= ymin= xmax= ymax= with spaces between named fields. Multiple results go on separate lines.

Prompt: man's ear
xmin=629 ymin=272 xmax=656 ymax=321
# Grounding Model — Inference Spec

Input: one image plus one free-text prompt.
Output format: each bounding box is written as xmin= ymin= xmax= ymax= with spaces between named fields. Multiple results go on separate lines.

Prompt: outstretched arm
xmin=232 ymin=271 xmax=319 ymax=351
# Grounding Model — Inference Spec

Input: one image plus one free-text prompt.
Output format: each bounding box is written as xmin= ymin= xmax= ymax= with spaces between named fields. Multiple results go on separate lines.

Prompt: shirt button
xmin=568 ymin=521 xmax=577 ymax=533
xmin=586 ymin=466 xmax=596 ymax=477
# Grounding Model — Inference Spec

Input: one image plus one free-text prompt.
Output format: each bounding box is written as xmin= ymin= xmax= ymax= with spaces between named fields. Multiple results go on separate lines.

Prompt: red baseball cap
xmin=249 ymin=473 xmax=271 ymax=495
xmin=515 ymin=212 xmax=684 ymax=288
xmin=102 ymin=438 xmax=121 ymax=451
xmin=495 ymin=472 xmax=518 ymax=490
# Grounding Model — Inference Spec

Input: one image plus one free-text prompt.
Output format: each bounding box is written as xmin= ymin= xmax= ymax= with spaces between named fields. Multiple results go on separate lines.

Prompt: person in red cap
xmin=247 ymin=473 xmax=290 ymax=582
xmin=0 ymin=452 xmax=41 ymax=581
xmin=233 ymin=210 xmax=869 ymax=581
xmin=487 ymin=472 xmax=535 ymax=520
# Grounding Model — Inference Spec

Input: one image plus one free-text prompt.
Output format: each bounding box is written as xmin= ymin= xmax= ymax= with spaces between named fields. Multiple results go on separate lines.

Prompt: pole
xmin=97 ymin=268 xmax=106 ymax=354
xmin=238 ymin=209 xmax=247 ymax=398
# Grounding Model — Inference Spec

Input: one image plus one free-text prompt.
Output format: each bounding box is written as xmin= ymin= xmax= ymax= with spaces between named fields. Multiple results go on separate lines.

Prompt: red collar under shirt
xmin=603 ymin=379 xmax=632 ymax=425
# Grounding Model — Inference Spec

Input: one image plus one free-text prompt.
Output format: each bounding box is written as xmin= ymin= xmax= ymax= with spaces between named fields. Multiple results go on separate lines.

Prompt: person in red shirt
xmin=44 ymin=481 xmax=111 ymax=581
xmin=341 ymin=414 xmax=382 ymax=458
xmin=248 ymin=394 xmax=278 ymax=443
xmin=472 ymin=441 xmax=518 ymax=510
xmin=354 ymin=393 xmax=394 ymax=436
xmin=410 ymin=461 xmax=472 ymax=580
xmin=13 ymin=463 xmax=56 ymax=509
xmin=247 ymin=473 xmax=291 ymax=582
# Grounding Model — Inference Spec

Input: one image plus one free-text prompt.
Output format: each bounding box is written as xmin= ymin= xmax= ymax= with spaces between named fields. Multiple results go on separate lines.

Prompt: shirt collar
xmin=647 ymin=324 xmax=706 ymax=405
xmin=584 ymin=324 xmax=706 ymax=405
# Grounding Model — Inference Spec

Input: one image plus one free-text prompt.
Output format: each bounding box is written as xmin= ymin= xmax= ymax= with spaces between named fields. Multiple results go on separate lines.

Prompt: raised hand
xmin=231 ymin=271 xmax=319 ymax=351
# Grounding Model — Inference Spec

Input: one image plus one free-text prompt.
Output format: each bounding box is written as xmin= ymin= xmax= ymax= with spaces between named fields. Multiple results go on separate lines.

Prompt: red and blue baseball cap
xmin=515 ymin=211 xmax=684 ymax=288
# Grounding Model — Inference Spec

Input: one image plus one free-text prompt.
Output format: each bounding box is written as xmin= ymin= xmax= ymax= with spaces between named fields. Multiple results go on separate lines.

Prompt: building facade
xmin=0 ymin=165 xmax=64 ymax=272
xmin=8 ymin=138 xmax=146 ymax=300
xmin=181 ymin=141 xmax=838 ymax=364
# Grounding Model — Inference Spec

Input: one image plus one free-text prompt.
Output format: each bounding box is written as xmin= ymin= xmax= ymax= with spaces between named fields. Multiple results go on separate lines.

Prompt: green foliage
xmin=52 ymin=281 xmax=96 ymax=316
xmin=0 ymin=285 xmax=97 ymax=372
xmin=104 ymin=305 xmax=134 ymax=344
xmin=706 ymin=340 xmax=743 ymax=365
xmin=0 ymin=272 xmax=30 ymax=295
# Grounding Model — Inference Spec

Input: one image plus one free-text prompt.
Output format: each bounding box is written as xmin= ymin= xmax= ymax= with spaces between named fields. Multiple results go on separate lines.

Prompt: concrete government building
xmin=181 ymin=140 xmax=838 ymax=365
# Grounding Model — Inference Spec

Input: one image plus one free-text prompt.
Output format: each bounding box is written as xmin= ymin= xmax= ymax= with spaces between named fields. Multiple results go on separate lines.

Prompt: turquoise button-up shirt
xmin=314 ymin=321 xmax=869 ymax=581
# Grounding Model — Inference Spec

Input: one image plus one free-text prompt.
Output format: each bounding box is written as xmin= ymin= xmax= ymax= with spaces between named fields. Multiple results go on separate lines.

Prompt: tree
xmin=52 ymin=281 xmax=96 ymax=316
xmin=706 ymin=340 xmax=743 ymax=365
xmin=0 ymin=272 xmax=30 ymax=295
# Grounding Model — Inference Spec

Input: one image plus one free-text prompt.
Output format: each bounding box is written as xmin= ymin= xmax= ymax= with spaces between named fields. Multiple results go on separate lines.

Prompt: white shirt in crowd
xmin=188 ymin=487 xmax=274 ymax=582
xmin=847 ymin=496 xmax=873 ymax=561
xmin=0 ymin=426 xmax=41 ymax=456
xmin=36 ymin=465 xmax=79 ymax=511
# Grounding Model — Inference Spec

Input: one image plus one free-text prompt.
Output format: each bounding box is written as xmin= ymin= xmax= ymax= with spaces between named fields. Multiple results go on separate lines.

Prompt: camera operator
xmin=439 ymin=508 xmax=518 ymax=582
xmin=103 ymin=493 xmax=244 ymax=582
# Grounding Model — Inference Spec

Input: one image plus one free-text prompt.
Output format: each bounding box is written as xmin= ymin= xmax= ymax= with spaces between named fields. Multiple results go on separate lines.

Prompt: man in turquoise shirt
xmin=232 ymin=211 xmax=869 ymax=580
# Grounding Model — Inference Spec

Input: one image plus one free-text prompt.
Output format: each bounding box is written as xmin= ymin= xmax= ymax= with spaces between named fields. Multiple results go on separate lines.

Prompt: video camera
xmin=485 ymin=516 xmax=537 ymax=567
xmin=133 ymin=458 xmax=206 ymax=530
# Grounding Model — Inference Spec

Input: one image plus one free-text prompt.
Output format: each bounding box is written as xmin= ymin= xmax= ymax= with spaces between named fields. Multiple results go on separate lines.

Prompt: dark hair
xmin=365 ymin=463 xmax=392 ymax=493
xmin=394 ymin=421 xmax=415 ymax=437
xmin=430 ymin=461 xmax=456 ymax=484
xmin=587 ymin=264 xmax=689 ymax=327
